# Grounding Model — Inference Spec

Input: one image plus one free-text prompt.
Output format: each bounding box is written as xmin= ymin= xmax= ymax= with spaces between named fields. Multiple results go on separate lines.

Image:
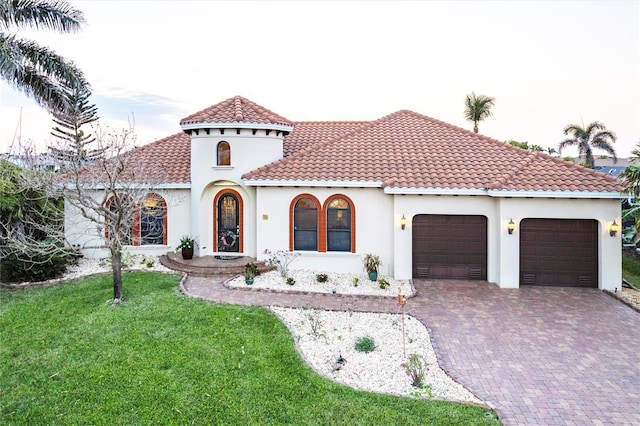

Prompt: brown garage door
xmin=520 ymin=218 xmax=598 ymax=287
xmin=412 ymin=215 xmax=487 ymax=280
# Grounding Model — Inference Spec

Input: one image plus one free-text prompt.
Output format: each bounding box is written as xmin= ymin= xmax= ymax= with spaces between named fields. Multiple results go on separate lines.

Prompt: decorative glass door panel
xmin=217 ymin=194 xmax=239 ymax=252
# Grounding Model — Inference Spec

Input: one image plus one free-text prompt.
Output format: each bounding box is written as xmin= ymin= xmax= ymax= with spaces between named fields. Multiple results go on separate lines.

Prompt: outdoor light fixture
xmin=400 ymin=214 xmax=407 ymax=230
xmin=507 ymin=218 xmax=515 ymax=235
xmin=609 ymin=220 xmax=619 ymax=237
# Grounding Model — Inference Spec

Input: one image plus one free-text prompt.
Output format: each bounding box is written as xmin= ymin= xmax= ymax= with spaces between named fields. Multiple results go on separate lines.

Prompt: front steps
xmin=160 ymin=252 xmax=272 ymax=277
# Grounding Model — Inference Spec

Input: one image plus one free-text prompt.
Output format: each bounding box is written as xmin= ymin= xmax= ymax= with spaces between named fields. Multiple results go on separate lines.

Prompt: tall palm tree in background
xmin=464 ymin=92 xmax=495 ymax=133
xmin=0 ymin=0 xmax=89 ymax=114
xmin=558 ymin=121 xmax=617 ymax=169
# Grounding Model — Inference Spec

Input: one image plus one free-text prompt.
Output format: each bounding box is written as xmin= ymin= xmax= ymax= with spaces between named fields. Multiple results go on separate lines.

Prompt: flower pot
xmin=368 ymin=271 xmax=378 ymax=281
xmin=245 ymin=277 xmax=254 ymax=285
xmin=181 ymin=247 xmax=194 ymax=260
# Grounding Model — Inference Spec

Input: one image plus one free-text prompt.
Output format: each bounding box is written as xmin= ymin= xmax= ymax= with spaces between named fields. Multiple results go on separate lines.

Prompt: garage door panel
xmin=412 ymin=215 xmax=487 ymax=280
xmin=520 ymin=218 xmax=597 ymax=287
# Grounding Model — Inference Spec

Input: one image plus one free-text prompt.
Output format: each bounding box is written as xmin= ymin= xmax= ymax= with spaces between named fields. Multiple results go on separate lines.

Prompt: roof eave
xmin=180 ymin=121 xmax=293 ymax=132
xmin=63 ymin=182 xmax=191 ymax=190
xmin=486 ymin=189 xmax=623 ymax=199
xmin=243 ymin=179 xmax=382 ymax=187
xmin=384 ymin=187 xmax=488 ymax=195
xmin=384 ymin=187 xmax=622 ymax=198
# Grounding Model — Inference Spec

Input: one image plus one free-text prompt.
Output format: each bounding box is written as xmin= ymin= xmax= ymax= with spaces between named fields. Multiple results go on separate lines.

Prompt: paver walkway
xmin=183 ymin=275 xmax=640 ymax=426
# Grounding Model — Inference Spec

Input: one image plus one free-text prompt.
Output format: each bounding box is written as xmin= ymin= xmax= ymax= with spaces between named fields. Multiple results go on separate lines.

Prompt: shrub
xmin=316 ymin=273 xmax=328 ymax=283
xmin=286 ymin=277 xmax=296 ymax=286
xmin=353 ymin=277 xmax=359 ymax=287
xmin=354 ymin=336 xmax=375 ymax=353
xmin=363 ymin=253 xmax=381 ymax=273
xmin=0 ymin=241 xmax=76 ymax=283
xmin=402 ymin=353 xmax=429 ymax=389
xmin=245 ymin=262 xmax=258 ymax=279
xmin=378 ymin=278 xmax=390 ymax=289
xmin=264 ymin=249 xmax=300 ymax=277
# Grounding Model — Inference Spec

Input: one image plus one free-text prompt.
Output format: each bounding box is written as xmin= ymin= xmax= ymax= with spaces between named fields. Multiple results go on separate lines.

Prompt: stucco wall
xmin=189 ymin=129 xmax=282 ymax=257
xmin=496 ymin=197 xmax=621 ymax=290
xmin=65 ymin=188 xmax=190 ymax=259
xmin=393 ymin=194 xmax=620 ymax=290
xmin=194 ymin=182 xmax=255 ymax=257
xmin=254 ymin=187 xmax=394 ymax=275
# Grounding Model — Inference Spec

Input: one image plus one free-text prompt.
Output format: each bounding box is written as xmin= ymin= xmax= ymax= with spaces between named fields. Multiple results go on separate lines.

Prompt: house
xmin=65 ymin=96 xmax=622 ymax=290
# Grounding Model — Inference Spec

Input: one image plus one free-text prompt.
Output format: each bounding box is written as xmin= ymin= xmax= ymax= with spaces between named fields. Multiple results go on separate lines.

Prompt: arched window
xmin=139 ymin=194 xmax=167 ymax=245
xmin=105 ymin=193 xmax=168 ymax=246
xmin=326 ymin=197 xmax=352 ymax=252
xmin=217 ymin=141 xmax=230 ymax=166
xmin=293 ymin=197 xmax=319 ymax=251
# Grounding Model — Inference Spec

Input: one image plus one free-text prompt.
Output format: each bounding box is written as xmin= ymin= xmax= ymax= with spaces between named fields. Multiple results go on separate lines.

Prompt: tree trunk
xmin=111 ymin=248 xmax=123 ymax=300
xmin=473 ymin=122 xmax=479 ymax=133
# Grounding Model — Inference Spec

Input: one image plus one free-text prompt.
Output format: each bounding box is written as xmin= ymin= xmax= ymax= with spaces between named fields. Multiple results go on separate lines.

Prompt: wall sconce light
xmin=400 ymin=214 xmax=407 ymax=230
xmin=507 ymin=218 xmax=515 ymax=235
xmin=609 ymin=220 xmax=619 ymax=237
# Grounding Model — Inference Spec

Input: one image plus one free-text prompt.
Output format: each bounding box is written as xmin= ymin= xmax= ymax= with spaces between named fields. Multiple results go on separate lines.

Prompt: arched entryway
xmin=213 ymin=189 xmax=244 ymax=253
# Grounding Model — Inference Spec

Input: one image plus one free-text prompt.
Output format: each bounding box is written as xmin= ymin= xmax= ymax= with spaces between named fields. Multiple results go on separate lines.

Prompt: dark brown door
xmin=217 ymin=193 xmax=239 ymax=252
xmin=520 ymin=218 xmax=598 ymax=287
xmin=412 ymin=215 xmax=487 ymax=279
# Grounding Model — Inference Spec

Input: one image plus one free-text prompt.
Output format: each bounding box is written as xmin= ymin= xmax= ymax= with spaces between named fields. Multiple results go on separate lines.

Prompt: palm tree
xmin=0 ymin=0 xmax=89 ymax=114
xmin=558 ymin=121 xmax=617 ymax=169
xmin=464 ymin=92 xmax=495 ymax=133
xmin=619 ymin=141 xmax=640 ymax=244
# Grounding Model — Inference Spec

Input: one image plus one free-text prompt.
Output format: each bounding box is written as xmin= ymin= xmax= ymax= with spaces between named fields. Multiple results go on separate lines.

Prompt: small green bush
xmin=286 ymin=277 xmax=296 ymax=286
xmin=316 ymin=273 xmax=328 ymax=283
xmin=378 ymin=278 xmax=390 ymax=289
xmin=245 ymin=262 xmax=258 ymax=278
xmin=0 ymin=241 xmax=76 ymax=283
xmin=354 ymin=336 xmax=376 ymax=353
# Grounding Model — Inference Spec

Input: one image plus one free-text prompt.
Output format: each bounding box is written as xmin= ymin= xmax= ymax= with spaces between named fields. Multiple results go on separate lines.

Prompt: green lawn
xmin=0 ymin=272 xmax=499 ymax=425
xmin=622 ymin=250 xmax=640 ymax=290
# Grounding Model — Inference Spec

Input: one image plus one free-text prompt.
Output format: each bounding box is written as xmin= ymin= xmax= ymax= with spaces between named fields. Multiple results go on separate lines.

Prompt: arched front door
xmin=215 ymin=191 xmax=242 ymax=252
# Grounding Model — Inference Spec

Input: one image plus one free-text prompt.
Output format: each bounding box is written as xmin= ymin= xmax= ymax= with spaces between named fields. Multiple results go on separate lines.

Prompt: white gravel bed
xmin=228 ymin=269 xmax=414 ymax=297
xmin=271 ymin=306 xmax=482 ymax=404
xmin=63 ymin=256 xmax=173 ymax=280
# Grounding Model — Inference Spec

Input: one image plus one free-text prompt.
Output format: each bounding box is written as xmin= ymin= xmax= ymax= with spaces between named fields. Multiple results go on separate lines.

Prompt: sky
xmin=1 ymin=0 xmax=639 ymax=158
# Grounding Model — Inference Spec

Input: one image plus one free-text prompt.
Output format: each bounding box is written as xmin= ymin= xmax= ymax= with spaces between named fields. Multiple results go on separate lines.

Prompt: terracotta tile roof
xmin=74 ymin=132 xmax=190 ymax=185
xmin=79 ymin=99 xmax=620 ymax=194
xmin=180 ymin=96 xmax=293 ymax=127
xmin=243 ymin=110 xmax=621 ymax=194
xmin=127 ymin=132 xmax=191 ymax=183
xmin=283 ymin=121 xmax=369 ymax=157
xmin=491 ymin=153 xmax=621 ymax=193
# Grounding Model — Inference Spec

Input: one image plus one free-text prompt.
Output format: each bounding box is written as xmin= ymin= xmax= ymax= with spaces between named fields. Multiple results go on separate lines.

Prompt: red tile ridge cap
xmin=234 ymin=96 xmax=243 ymax=121
xmin=488 ymin=150 xmax=536 ymax=190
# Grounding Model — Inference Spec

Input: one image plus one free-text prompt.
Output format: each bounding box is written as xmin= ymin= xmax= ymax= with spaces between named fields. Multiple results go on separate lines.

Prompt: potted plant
xmin=363 ymin=253 xmax=381 ymax=281
xmin=176 ymin=235 xmax=196 ymax=260
xmin=244 ymin=262 xmax=258 ymax=284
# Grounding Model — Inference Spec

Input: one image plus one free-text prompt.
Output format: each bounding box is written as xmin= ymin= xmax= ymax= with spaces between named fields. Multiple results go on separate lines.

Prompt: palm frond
xmin=1 ymin=0 xmax=85 ymax=32
xmin=620 ymin=165 xmax=640 ymax=198
xmin=1 ymin=33 xmax=87 ymax=112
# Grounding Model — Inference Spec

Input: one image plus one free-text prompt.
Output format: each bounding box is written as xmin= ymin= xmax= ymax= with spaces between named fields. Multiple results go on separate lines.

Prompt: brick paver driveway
xmin=410 ymin=280 xmax=640 ymax=426
xmin=183 ymin=276 xmax=640 ymax=425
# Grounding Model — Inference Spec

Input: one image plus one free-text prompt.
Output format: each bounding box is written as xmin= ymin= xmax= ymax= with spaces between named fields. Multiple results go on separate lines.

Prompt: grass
xmin=0 ymin=272 xmax=500 ymax=425
xmin=622 ymin=250 xmax=640 ymax=290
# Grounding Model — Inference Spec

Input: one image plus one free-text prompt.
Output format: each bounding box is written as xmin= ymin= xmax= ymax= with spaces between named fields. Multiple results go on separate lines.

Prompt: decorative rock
xmin=228 ymin=269 xmax=414 ymax=297
xmin=271 ymin=307 xmax=482 ymax=403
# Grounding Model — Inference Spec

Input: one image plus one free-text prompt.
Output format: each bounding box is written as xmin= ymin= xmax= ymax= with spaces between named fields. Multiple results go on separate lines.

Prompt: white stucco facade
xmin=66 ymin=188 xmax=191 ymax=259
xmin=64 ymin=97 xmax=622 ymax=291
